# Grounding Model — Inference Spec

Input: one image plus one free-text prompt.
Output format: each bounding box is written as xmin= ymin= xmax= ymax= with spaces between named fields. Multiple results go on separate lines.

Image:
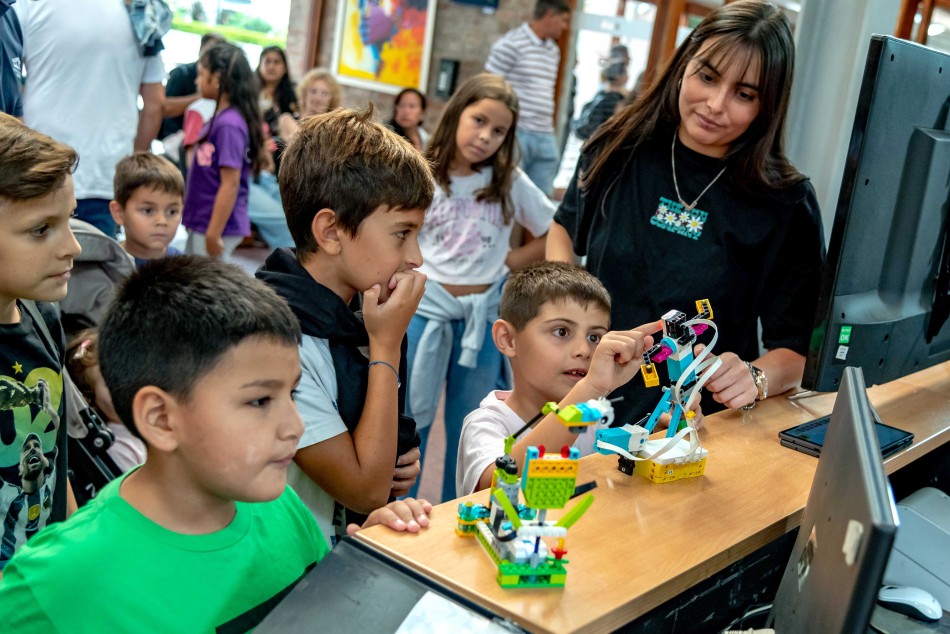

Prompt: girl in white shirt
xmin=406 ymin=73 xmax=555 ymax=501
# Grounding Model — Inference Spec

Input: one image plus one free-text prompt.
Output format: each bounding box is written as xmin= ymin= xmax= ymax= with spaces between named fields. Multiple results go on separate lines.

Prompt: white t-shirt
xmin=105 ymin=423 xmax=146 ymax=474
xmin=287 ymin=334 xmax=348 ymax=547
xmin=418 ymin=167 xmax=555 ymax=285
xmin=456 ymin=390 xmax=596 ymax=497
xmin=15 ymin=0 xmax=165 ymax=199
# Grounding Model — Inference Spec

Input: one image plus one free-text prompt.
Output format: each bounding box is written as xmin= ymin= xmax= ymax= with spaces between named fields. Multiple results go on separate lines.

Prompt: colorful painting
xmin=331 ymin=0 xmax=437 ymax=94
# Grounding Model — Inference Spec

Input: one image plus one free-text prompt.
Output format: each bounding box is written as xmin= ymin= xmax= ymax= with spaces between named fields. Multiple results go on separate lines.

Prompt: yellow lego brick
xmin=634 ymin=457 xmax=707 ymax=483
xmin=641 ymin=363 xmax=659 ymax=387
xmin=696 ymin=298 xmax=713 ymax=320
xmin=526 ymin=459 xmax=579 ymax=475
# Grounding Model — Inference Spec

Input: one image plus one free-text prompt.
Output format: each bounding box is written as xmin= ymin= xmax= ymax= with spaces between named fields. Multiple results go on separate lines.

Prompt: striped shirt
xmin=485 ymin=22 xmax=559 ymax=133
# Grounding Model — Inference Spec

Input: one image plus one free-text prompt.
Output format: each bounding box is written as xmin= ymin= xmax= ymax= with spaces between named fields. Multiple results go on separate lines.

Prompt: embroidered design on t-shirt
xmin=650 ymin=197 xmax=708 ymax=240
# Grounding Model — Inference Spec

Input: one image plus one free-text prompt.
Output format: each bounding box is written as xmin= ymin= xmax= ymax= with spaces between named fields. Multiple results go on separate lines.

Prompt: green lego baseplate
xmin=522 ymin=476 xmax=576 ymax=509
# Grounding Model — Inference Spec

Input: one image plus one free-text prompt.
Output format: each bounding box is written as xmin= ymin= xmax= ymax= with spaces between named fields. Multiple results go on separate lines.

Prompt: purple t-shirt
xmin=182 ymin=107 xmax=251 ymax=237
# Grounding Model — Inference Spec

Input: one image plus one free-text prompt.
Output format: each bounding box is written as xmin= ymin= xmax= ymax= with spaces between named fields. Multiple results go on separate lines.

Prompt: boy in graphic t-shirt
xmin=0 ymin=113 xmax=80 ymax=573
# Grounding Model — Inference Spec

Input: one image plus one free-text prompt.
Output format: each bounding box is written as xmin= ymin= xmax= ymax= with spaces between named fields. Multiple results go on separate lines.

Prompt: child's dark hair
xmin=199 ymin=42 xmax=267 ymax=175
xmin=257 ymin=45 xmax=297 ymax=114
xmin=98 ymin=256 xmax=301 ymax=439
xmin=279 ymin=106 xmax=434 ymax=261
xmin=500 ymin=261 xmax=612 ymax=331
xmin=582 ymin=0 xmax=802 ymax=195
xmin=426 ymin=73 xmax=520 ymax=224
xmin=534 ymin=0 xmax=570 ymax=19
xmin=113 ymin=152 xmax=185 ymax=207
xmin=388 ymin=88 xmax=427 ymax=140
xmin=0 ymin=112 xmax=78 ymax=203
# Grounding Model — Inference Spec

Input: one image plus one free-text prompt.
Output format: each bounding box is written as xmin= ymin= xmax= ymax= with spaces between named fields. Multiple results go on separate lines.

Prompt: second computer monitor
xmin=769 ymin=367 xmax=899 ymax=632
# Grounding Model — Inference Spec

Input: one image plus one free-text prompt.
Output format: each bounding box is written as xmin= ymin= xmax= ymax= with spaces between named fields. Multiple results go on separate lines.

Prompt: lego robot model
xmin=455 ymin=402 xmax=603 ymax=589
xmin=593 ymin=300 xmax=721 ymax=481
xmin=640 ymin=299 xmax=720 ymax=435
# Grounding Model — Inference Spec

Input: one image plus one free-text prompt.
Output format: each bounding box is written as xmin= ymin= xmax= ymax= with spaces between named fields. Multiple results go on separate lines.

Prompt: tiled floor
xmin=229 ymin=243 xmax=270 ymax=275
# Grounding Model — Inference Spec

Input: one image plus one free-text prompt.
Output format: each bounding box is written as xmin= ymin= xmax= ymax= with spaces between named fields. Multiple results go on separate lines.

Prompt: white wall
xmin=785 ymin=0 xmax=902 ymax=242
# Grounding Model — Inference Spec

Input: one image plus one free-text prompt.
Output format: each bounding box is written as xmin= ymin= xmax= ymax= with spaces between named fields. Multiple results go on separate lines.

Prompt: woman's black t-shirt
xmin=555 ymin=132 xmax=826 ymax=424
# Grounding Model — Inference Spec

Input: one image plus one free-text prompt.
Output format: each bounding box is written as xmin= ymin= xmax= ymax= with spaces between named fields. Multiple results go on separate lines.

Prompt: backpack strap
xmin=20 ymin=301 xmax=121 ymax=497
xmin=20 ymin=300 xmax=63 ymax=363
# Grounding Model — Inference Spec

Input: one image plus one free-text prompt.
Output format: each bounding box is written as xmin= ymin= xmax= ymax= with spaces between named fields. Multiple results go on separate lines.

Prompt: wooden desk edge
xmin=355 ymin=365 xmax=950 ymax=632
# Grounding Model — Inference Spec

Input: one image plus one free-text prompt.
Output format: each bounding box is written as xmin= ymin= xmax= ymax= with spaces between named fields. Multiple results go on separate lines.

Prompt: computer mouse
xmin=877 ymin=585 xmax=943 ymax=622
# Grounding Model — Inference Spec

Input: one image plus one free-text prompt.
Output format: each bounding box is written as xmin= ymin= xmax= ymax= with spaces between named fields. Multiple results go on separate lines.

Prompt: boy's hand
xmin=205 ymin=233 xmax=225 ymax=257
xmin=363 ymin=270 xmax=426 ymax=351
xmin=347 ymin=497 xmax=432 ymax=536
xmin=391 ymin=446 xmax=421 ymax=498
xmin=583 ymin=321 xmax=661 ymax=396
xmin=695 ymin=345 xmax=758 ymax=410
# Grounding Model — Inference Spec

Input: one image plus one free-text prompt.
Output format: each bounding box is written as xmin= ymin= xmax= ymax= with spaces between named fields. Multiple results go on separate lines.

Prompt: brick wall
xmin=285 ymin=0 xmax=535 ymax=131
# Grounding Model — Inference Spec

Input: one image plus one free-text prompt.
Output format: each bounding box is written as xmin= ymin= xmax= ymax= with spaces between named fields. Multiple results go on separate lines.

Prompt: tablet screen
xmin=781 ymin=416 xmax=913 ymax=455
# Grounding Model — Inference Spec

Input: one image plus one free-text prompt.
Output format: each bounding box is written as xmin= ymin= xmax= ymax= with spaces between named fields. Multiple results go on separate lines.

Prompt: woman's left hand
xmin=695 ymin=346 xmax=757 ymax=409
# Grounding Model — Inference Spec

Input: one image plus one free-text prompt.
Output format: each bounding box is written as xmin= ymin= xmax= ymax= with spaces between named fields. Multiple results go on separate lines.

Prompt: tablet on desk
xmin=779 ymin=415 xmax=914 ymax=458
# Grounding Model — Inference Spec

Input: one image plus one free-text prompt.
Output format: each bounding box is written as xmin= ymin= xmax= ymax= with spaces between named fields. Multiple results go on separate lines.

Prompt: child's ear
xmin=131 ymin=386 xmax=180 ymax=452
xmin=492 ymin=319 xmax=518 ymax=359
xmin=108 ymin=200 xmax=125 ymax=227
xmin=311 ymin=208 xmax=342 ymax=255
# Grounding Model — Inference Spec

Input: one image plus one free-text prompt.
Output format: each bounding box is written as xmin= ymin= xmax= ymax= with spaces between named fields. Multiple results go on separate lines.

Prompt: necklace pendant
xmin=671 ymin=128 xmax=726 ymax=218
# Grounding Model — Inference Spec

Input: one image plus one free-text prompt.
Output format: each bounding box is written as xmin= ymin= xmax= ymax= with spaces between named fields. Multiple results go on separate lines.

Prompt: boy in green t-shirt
xmin=0 ymin=256 xmax=431 ymax=632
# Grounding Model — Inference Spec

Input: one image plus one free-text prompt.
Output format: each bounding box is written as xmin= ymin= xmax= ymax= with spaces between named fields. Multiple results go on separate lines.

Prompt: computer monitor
xmin=768 ymin=367 xmax=899 ymax=632
xmin=802 ymin=36 xmax=950 ymax=393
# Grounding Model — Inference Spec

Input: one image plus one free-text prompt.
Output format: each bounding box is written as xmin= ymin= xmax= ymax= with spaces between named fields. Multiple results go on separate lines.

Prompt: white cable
xmin=595 ymin=425 xmax=700 ymax=463
xmin=672 ymin=318 xmax=720 ymax=415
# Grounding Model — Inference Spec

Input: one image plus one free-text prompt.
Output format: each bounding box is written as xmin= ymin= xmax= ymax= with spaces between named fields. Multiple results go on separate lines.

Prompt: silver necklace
xmin=671 ymin=128 xmax=726 ymax=212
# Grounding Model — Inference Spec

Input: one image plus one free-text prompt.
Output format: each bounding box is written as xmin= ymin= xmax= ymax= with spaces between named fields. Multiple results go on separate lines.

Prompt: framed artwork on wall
xmin=331 ymin=0 xmax=438 ymax=94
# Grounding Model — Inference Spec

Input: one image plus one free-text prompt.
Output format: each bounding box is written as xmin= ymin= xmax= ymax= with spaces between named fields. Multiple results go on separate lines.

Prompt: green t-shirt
xmin=0 ymin=473 xmax=329 ymax=633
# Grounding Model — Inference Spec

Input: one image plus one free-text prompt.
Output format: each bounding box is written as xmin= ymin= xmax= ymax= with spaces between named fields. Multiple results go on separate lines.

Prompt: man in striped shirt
xmin=485 ymin=0 xmax=570 ymax=197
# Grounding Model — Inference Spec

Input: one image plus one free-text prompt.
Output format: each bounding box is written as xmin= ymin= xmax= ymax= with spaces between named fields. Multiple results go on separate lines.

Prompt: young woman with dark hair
xmin=387 ymin=88 xmax=428 ymax=151
xmin=547 ymin=0 xmax=825 ymax=424
xmin=256 ymin=46 xmax=297 ymax=138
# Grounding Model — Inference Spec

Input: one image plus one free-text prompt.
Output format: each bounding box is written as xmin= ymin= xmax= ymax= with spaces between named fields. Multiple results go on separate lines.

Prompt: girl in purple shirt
xmin=183 ymin=43 xmax=266 ymax=258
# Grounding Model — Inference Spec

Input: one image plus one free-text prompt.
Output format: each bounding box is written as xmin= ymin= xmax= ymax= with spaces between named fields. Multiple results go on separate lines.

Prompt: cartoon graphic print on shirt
xmin=650 ymin=196 xmax=709 ymax=240
xmin=422 ymin=196 xmax=505 ymax=267
xmin=0 ymin=363 xmax=62 ymax=569
xmin=195 ymin=141 xmax=215 ymax=167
